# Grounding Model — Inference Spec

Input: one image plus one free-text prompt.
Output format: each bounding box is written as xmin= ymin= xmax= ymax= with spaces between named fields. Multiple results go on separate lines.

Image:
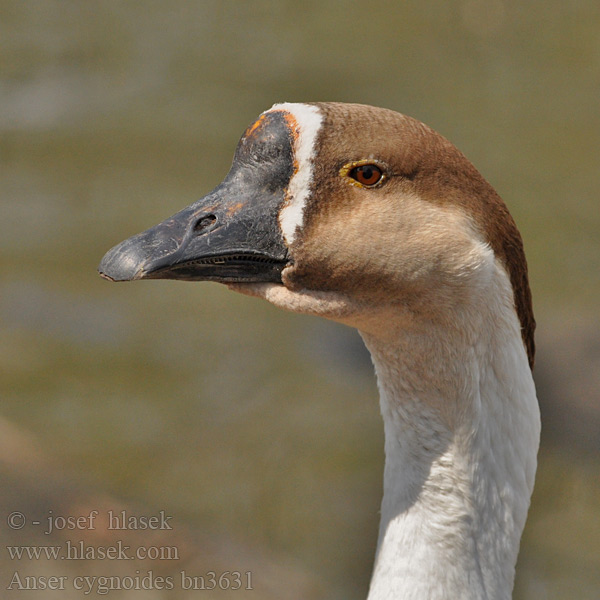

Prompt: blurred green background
xmin=1 ymin=1 xmax=598 ymax=598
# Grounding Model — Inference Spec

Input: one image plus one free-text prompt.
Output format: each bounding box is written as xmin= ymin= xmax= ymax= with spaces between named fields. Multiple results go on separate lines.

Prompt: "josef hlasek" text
xmin=43 ymin=510 xmax=173 ymax=535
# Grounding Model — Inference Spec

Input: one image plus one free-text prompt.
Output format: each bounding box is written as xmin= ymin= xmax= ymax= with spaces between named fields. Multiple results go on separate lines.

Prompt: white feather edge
xmin=268 ymin=102 xmax=323 ymax=245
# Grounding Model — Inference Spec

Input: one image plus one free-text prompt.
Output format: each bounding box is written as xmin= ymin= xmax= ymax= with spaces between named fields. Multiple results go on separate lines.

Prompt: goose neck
xmin=360 ymin=300 xmax=539 ymax=600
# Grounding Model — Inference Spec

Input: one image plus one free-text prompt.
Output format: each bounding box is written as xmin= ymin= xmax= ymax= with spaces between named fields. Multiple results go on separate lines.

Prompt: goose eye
xmin=349 ymin=164 xmax=383 ymax=187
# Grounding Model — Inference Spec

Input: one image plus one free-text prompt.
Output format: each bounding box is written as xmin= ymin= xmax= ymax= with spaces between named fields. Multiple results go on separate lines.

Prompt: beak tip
xmin=98 ymin=239 xmax=147 ymax=282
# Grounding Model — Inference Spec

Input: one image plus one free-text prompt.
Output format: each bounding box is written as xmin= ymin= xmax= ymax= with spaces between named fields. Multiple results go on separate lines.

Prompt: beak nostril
xmin=193 ymin=214 xmax=217 ymax=234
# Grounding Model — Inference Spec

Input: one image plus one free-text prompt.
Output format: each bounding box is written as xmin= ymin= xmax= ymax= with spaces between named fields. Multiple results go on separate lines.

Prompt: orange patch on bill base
xmin=270 ymin=109 xmax=300 ymax=173
xmin=277 ymin=111 xmax=300 ymax=142
xmin=226 ymin=201 xmax=245 ymax=215
xmin=243 ymin=109 xmax=301 ymax=181
xmin=245 ymin=114 xmax=268 ymax=138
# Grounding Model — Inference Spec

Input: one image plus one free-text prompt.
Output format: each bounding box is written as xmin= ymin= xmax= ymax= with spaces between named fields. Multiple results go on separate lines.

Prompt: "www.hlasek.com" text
xmin=6 ymin=540 xmax=178 ymax=561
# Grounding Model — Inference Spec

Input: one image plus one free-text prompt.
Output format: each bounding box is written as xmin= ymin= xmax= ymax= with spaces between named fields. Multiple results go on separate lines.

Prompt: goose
xmin=98 ymin=102 xmax=540 ymax=600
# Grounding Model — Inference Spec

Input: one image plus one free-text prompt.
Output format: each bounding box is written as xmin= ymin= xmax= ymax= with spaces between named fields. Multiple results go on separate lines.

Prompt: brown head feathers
xmin=290 ymin=102 xmax=536 ymax=367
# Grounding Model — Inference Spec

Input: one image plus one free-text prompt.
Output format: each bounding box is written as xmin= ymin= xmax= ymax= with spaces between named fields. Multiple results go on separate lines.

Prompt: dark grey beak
xmin=98 ymin=111 xmax=295 ymax=284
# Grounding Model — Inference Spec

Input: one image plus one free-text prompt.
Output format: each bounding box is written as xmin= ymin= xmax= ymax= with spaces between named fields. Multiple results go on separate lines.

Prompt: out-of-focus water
xmin=1 ymin=1 xmax=599 ymax=598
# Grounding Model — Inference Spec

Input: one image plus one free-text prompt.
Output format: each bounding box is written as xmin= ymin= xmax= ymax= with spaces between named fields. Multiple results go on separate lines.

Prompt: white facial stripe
xmin=268 ymin=103 xmax=323 ymax=245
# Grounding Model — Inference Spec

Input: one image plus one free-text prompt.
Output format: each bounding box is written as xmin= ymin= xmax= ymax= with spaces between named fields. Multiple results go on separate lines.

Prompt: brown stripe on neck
xmin=411 ymin=132 xmax=536 ymax=368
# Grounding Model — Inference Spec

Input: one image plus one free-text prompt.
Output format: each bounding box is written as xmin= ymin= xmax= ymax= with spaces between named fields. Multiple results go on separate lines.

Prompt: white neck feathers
xmin=361 ymin=261 xmax=539 ymax=600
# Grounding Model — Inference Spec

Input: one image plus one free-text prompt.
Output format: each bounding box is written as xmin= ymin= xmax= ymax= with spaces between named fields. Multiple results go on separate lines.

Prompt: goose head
xmin=99 ymin=103 xmax=540 ymax=598
xmin=99 ymin=102 xmax=534 ymax=366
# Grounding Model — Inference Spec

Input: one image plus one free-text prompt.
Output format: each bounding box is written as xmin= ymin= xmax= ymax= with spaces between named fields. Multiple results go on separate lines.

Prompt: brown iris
xmin=348 ymin=164 xmax=383 ymax=187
